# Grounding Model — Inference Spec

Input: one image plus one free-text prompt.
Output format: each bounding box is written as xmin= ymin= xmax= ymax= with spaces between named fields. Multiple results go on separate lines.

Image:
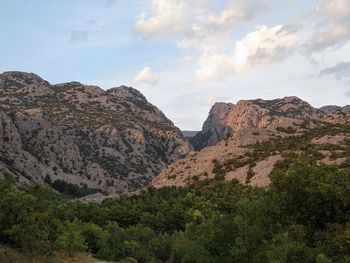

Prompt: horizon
xmin=1 ymin=0 xmax=350 ymax=130
xmin=3 ymin=69 xmax=349 ymax=132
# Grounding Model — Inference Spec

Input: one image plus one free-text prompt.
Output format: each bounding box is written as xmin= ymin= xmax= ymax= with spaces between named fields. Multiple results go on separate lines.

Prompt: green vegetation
xmin=44 ymin=176 xmax=106 ymax=198
xmin=2 ymin=155 xmax=350 ymax=262
xmin=211 ymin=123 xmax=350 ymax=183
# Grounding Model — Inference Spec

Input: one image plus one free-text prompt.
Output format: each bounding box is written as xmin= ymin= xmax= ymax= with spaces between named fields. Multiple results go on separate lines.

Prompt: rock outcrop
xmin=320 ymin=105 xmax=350 ymax=114
xmin=189 ymin=97 xmax=322 ymax=150
xmin=0 ymin=71 xmax=192 ymax=194
xmin=189 ymin=102 xmax=234 ymax=150
xmin=181 ymin=131 xmax=199 ymax=139
xmin=153 ymin=96 xmax=350 ymax=189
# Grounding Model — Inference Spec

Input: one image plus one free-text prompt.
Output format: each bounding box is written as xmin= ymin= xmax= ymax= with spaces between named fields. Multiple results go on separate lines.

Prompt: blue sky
xmin=1 ymin=0 xmax=350 ymax=130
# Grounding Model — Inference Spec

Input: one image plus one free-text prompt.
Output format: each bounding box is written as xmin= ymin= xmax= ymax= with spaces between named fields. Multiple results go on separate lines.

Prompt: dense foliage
xmin=44 ymin=176 xmax=105 ymax=198
xmin=1 ymin=160 xmax=350 ymax=262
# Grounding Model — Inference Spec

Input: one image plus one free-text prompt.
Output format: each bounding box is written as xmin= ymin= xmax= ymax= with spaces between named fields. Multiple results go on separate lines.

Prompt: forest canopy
xmin=1 ymin=160 xmax=350 ymax=263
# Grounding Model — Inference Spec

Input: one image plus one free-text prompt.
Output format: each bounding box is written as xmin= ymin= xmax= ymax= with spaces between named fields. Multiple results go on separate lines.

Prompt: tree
xmin=55 ymin=220 xmax=87 ymax=256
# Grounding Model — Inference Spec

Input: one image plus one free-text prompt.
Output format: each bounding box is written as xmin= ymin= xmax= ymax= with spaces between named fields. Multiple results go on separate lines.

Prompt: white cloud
xmin=177 ymin=0 xmax=267 ymax=53
xmin=200 ymin=1 xmax=267 ymax=34
xmin=178 ymin=56 xmax=193 ymax=63
xmin=133 ymin=67 xmax=160 ymax=86
xmin=135 ymin=0 xmax=267 ymax=42
xmin=196 ymin=25 xmax=298 ymax=81
xmin=317 ymin=0 xmax=350 ymax=22
xmin=135 ymin=0 xmax=195 ymax=37
xmin=304 ymin=0 xmax=350 ymax=53
xmin=135 ymin=1 xmax=302 ymax=82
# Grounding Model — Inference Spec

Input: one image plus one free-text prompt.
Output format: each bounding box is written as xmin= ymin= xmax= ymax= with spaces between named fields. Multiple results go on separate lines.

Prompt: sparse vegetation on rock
xmin=0 ymin=71 xmax=192 ymax=194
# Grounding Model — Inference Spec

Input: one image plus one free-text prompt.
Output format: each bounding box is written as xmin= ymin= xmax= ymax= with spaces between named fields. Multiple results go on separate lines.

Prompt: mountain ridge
xmin=189 ymin=96 xmax=325 ymax=151
xmin=0 ymin=71 xmax=192 ymax=194
xmin=153 ymin=96 xmax=350 ymax=189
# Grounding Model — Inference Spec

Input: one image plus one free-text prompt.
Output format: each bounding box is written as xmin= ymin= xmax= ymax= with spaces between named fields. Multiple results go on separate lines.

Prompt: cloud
xmin=70 ymin=29 xmax=89 ymax=43
xmin=105 ymin=0 xmax=120 ymax=7
xmin=317 ymin=0 xmax=350 ymax=22
xmin=304 ymin=0 xmax=350 ymax=53
xmin=135 ymin=0 xmax=267 ymax=41
xmin=177 ymin=1 xmax=268 ymax=54
xmin=320 ymin=61 xmax=350 ymax=80
xmin=133 ymin=67 xmax=160 ymax=86
xmin=70 ymin=18 xmax=105 ymax=44
xmin=178 ymin=56 xmax=193 ymax=63
xmin=135 ymin=1 xmax=303 ymax=81
xmin=304 ymin=25 xmax=349 ymax=53
xmin=196 ymin=25 xmax=298 ymax=81
xmin=345 ymin=91 xmax=350 ymax=97
xmin=135 ymin=0 xmax=194 ymax=37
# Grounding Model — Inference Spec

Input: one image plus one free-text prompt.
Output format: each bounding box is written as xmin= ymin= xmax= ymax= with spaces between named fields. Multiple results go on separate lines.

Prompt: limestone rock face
xmin=0 ymin=71 xmax=191 ymax=194
xmin=320 ymin=105 xmax=342 ymax=114
xmin=190 ymin=102 xmax=234 ymax=151
xmin=320 ymin=105 xmax=350 ymax=114
xmin=189 ymin=96 xmax=322 ymax=151
xmin=153 ymin=96 xmax=350 ymax=189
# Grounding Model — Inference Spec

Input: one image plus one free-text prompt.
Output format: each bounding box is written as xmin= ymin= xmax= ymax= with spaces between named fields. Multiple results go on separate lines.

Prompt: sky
xmin=1 ymin=0 xmax=350 ymax=130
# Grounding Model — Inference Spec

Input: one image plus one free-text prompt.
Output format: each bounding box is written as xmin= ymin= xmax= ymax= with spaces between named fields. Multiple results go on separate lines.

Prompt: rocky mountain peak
xmin=0 ymin=71 xmax=50 ymax=92
xmin=190 ymin=96 xmax=323 ymax=151
xmin=0 ymin=71 xmax=192 ymax=194
xmin=202 ymin=102 xmax=234 ymax=132
xmin=107 ymin=85 xmax=147 ymax=101
xmin=232 ymin=96 xmax=321 ymax=122
xmin=320 ymin=105 xmax=350 ymax=114
xmin=1 ymin=71 xmax=47 ymax=84
xmin=154 ymin=97 xmax=350 ymax=190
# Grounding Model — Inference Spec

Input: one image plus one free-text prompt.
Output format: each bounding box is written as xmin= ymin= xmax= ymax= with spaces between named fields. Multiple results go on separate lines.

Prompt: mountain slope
xmin=189 ymin=97 xmax=322 ymax=150
xmin=153 ymin=97 xmax=350 ymax=188
xmin=0 ymin=71 xmax=191 ymax=194
xmin=189 ymin=102 xmax=234 ymax=151
xmin=320 ymin=105 xmax=350 ymax=114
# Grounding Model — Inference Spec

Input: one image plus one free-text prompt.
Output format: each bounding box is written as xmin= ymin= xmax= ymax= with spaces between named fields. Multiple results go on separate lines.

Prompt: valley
xmin=1 ymin=72 xmax=350 ymax=263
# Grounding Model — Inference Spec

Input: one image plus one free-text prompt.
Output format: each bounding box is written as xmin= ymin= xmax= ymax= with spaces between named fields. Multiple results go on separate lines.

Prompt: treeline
xmin=1 ymin=160 xmax=350 ymax=262
xmin=44 ymin=175 xmax=105 ymax=198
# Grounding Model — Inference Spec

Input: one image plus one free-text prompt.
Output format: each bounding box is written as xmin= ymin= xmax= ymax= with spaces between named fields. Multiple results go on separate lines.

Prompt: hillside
xmin=153 ymin=97 xmax=350 ymax=188
xmin=188 ymin=97 xmax=324 ymax=151
xmin=320 ymin=105 xmax=350 ymax=114
xmin=189 ymin=102 xmax=234 ymax=151
xmin=0 ymin=71 xmax=191 ymax=194
xmin=181 ymin=130 xmax=199 ymax=139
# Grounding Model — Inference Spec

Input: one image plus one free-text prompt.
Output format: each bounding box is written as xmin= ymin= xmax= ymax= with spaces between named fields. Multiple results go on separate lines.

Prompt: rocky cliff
xmin=189 ymin=97 xmax=322 ymax=150
xmin=153 ymin=96 xmax=350 ymax=189
xmin=320 ymin=105 xmax=350 ymax=114
xmin=189 ymin=102 xmax=234 ymax=151
xmin=0 ymin=71 xmax=192 ymax=194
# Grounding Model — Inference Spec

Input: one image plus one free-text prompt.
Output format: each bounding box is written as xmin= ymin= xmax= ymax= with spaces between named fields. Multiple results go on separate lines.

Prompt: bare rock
xmin=0 ymin=71 xmax=192 ymax=194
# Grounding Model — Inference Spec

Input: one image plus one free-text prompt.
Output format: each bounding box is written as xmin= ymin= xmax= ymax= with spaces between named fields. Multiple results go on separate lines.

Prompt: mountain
xmin=320 ymin=105 xmax=350 ymax=114
xmin=189 ymin=102 xmax=234 ymax=151
xmin=181 ymin=131 xmax=199 ymax=138
xmin=0 ymin=71 xmax=191 ymax=194
xmin=153 ymin=96 xmax=350 ymax=188
xmin=188 ymin=97 xmax=321 ymax=151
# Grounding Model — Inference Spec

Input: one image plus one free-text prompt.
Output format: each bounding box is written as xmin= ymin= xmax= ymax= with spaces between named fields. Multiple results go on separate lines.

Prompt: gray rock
xmin=0 ymin=71 xmax=192 ymax=194
xmin=320 ymin=105 xmax=350 ymax=114
xmin=190 ymin=96 xmax=324 ymax=150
